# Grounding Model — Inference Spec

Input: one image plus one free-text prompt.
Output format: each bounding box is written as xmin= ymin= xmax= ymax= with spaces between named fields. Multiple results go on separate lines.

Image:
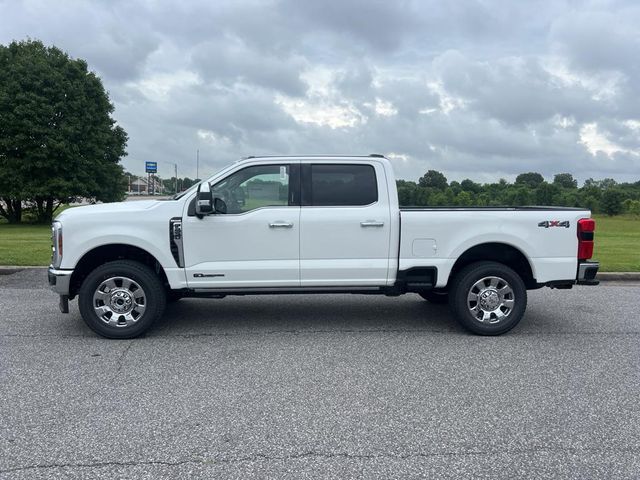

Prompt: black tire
xmin=418 ymin=290 xmax=449 ymax=304
xmin=449 ymin=261 xmax=527 ymax=336
xmin=78 ymin=260 xmax=166 ymax=339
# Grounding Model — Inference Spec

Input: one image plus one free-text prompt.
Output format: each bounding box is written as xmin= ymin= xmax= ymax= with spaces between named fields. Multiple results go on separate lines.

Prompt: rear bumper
xmin=48 ymin=266 xmax=73 ymax=295
xmin=577 ymin=261 xmax=599 ymax=285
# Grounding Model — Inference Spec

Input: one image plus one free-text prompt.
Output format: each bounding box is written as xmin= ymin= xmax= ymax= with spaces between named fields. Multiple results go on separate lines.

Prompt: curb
xmin=0 ymin=266 xmax=47 ymax=276
xmin=597 ymin=272 xmax=640 ymax=281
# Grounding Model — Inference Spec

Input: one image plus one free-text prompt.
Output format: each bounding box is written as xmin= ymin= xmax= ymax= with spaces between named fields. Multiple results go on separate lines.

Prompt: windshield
xmin=172 ymin=182 xmax=200 ymax=200
xmin=172 ymin=166 xmax=228 ymax=200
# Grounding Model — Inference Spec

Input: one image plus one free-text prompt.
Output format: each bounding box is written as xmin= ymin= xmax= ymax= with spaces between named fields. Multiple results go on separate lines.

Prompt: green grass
xmin=0 ymin=213 xmax=638 ymax=271
xmin=0 ymin=224 xmax=52 ymax=266
xmin=592 ymin=214 xmax=640 ymax=272
xmin=0 ymin=204 xmax=77 ymax=266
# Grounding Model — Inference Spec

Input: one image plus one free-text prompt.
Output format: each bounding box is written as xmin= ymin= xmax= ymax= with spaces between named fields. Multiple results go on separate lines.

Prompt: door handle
xmin=269 ymin=222 xmax=293 ymax=228
xmin=360 ymin=221 xmax=385 ymax=227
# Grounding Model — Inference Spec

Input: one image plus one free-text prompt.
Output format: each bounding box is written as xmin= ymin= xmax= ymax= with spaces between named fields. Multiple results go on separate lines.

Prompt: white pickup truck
xmin=48 ymin=155 xmax=599 ymax=338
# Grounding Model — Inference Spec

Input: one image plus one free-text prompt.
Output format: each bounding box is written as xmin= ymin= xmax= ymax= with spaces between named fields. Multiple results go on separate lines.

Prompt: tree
xmin=504 ymin=185 xmax=532 ymax=206
xmin=418 ymin=170 xmax=447 ymax=190
xmin=162 ymin=178 xmax=177 ymax=195
xmin=557 ymin=190 xmax=580 ymax=208
xmin=579 ymin=185 xmax=601 ymax=213
xmin=181 ymin=177 xmax=198 ymax=190
xmin=601 ymin=188 xmax=625 ymax=216
xmin=455 ymin=191 xmax=473 ymax=206
xmin=429 ymin=191 xmax=449 ymax=206
xmin=448 ymin=180 xmax=462 ymax=195
xmin=460 ymin=179 xmax=481 ymax=193
xmin=515 ymin=172 xmax=545 ymax=188
xmin=553 ymin=173 xmax=578 ymax=189
xmin=535 ymin=182 xmax=560 ymax=205
xmin=396 ymin=180 xmax=417 ymax=206
xmin=414 ymin=186 xmax=431 ymax=206
xmin=0 ymin=39 xmax=127 ymax=223
xmin=623 ymin=199 xmax=640 ymax=216
xmin=600 ymin=178 xmax=617 ymax=190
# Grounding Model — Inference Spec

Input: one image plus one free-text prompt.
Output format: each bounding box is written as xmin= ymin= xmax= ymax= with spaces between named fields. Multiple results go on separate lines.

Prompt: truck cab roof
xmin=241 ymin=154 xmax=387 ymax=161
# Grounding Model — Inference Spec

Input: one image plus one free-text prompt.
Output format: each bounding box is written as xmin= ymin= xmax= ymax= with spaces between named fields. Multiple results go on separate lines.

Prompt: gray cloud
xmin=550 ymin=8 xmax=640 ymax=74
xmin=433 ymin=51 xmax=603 ymax=125
xmin=1 ymin=0 xmax=639 ymax=183
xmin=191 ymin=40 xmax=308 ymax=96
xmin=281 ymin=0 xmax=417 ymax=53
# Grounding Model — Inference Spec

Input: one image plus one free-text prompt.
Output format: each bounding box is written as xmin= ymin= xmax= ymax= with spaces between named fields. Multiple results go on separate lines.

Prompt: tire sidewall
xmin=78 ymin=260 xmax=166 ymax=339
xmin=450 ymin=262 xmax=527 ymax=335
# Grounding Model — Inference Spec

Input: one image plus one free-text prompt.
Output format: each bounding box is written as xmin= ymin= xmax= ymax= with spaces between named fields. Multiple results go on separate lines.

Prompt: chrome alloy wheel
xmin=466 ymin=276 xmax=515 ymax=324
xmin=92 ymin=276 xmax=147 ymax=327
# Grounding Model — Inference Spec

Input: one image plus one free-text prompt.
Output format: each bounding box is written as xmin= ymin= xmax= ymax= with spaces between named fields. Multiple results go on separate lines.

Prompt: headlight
xmin=51 ymin=221 xmax=63 ymax=268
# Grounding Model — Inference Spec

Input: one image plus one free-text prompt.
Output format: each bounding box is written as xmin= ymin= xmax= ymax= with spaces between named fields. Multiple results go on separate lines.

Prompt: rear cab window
xmin=305 ymin=164 xmax=378 ymax=206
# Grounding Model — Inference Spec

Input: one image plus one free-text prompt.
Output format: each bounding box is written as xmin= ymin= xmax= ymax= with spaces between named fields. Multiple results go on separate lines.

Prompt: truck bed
xmin=399 ymin=208 xmax=591 ymax=287
xmin=400 ymin=206 xmax=586 ymax=211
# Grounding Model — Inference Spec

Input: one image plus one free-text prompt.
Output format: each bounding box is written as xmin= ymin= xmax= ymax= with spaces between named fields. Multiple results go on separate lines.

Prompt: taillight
xmin=577 ymin=218 xmax=595 ymax=260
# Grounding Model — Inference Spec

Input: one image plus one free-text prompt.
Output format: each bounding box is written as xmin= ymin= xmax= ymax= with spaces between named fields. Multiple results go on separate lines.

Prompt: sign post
xmin=145 ymin=162 xmax=157 ymax=195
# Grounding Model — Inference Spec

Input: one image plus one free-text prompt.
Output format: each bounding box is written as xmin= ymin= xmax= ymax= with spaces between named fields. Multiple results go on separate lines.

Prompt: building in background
xmin=129 ymin=176 xmax=164 ymax=195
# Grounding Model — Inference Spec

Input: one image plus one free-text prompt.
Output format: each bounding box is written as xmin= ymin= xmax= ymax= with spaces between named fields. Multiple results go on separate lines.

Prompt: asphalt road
xmin=1 ymin=270 xmax=639 ymax=479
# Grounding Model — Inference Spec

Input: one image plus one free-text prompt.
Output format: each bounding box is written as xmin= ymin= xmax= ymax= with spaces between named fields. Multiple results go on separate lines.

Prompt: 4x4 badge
xmin=538 ymin=220 xmax=570 ymax=228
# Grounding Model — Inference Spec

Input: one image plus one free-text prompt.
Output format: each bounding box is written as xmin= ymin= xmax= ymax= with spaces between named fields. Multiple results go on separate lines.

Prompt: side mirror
xmin=214 ymin=197 xmax=227 ymax=214
xmin=195 ymin=182 xmax=213 ymax=217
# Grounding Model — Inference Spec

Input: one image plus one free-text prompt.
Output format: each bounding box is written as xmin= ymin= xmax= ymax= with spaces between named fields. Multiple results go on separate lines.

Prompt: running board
xmin=188 ymin=286 xmax=385 ymax=296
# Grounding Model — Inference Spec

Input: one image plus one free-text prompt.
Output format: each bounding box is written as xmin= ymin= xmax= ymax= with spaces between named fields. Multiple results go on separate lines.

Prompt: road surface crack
xmin=4 ymin=446 xmax=640 ymax=473
xmin=0 ymin=459 xmax=201 ymax=474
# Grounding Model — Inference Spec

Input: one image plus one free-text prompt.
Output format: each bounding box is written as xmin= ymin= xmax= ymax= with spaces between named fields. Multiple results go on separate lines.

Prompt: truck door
xmin=182 ymin=162 xmax=300 ymax=288
xmin=299 ymin=162 xmax=391 ymax=287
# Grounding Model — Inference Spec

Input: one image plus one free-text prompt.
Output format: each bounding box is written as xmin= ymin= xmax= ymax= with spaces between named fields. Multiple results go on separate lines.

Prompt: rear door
xmin=299 ymin=162 xmax=391 ymax=286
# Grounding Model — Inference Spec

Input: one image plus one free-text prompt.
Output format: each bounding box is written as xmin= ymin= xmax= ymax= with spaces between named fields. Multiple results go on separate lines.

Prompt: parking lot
xmin=1 ymin=269 xmax=639 ymax=479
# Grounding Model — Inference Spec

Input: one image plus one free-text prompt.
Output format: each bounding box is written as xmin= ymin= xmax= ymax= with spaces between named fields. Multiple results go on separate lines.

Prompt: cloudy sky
xmin=1 ymin=0 xmax=639 ymax=183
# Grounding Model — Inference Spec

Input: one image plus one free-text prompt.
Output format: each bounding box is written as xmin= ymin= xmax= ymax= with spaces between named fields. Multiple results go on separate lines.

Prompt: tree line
xmin=397 ymin=170 xmax=640 ymax=216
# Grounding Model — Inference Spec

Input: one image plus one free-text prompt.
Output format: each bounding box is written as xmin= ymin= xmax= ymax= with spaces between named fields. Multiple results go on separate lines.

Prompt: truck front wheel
xmin=449 ymin=261 xmax=527 ymax=335
xmin=78 ymin=260 xmax=166 ymax=339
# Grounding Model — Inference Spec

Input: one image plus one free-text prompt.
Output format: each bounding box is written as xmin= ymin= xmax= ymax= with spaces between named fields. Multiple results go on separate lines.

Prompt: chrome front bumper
xmin=48 ymin=266 xmax=73 ymax=295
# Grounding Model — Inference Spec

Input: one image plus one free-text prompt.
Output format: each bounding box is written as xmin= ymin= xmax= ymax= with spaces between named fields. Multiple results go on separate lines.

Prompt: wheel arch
xmin=447 ymin=242 xmax=537 ymax=289
xmin=69 ymin=244 xmax=168 ymax=299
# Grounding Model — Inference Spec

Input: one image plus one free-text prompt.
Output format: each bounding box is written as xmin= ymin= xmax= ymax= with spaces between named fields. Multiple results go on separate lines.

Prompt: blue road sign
xmin=145 ymin=161 xmax=157 ymax=173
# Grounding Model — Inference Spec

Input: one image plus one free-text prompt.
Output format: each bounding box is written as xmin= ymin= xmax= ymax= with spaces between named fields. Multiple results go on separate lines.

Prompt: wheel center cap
xmin=110 ymin=290 xmax=133 ymax=313
xmin=479 ymin=289 xmax=500 ymax=310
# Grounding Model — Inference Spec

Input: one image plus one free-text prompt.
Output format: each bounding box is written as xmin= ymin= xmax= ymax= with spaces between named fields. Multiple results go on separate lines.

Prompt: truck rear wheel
xmin=78 ymin=260 xmax=166 ymax=339
xmin=449 ymin=261 xmax=527 ymax=335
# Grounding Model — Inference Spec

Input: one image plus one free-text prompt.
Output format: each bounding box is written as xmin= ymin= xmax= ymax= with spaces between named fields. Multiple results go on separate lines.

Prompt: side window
xmin=310 ymin=164 xmax=378 ymax=206
xmin=212 ymin=165 xmax=290 ymax=214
